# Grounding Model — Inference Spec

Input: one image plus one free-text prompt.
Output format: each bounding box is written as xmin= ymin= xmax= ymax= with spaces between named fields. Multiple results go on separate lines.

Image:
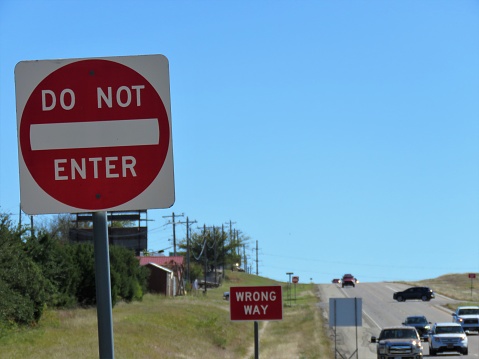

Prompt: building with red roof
xmin=137 ymin=256 xmax=185 ymax=296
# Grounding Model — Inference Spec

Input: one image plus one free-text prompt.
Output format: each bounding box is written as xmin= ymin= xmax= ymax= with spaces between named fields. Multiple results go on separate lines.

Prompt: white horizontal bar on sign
xmin=30 ymin=119 xmax=160 ymax=150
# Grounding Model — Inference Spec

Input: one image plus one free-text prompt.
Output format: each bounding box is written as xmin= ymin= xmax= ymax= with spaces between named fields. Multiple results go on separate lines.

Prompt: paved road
xmin=318 ymin=282 xmax=479 ymax=359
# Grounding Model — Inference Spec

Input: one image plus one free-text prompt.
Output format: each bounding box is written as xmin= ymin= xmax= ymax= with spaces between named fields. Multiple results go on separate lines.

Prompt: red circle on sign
xmin=20 ymin=59 xmax=170 ymax=210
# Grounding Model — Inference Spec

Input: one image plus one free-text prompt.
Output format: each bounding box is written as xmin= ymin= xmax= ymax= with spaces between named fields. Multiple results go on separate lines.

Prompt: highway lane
xmin=318 ymin=282 xmax=479 ymax=358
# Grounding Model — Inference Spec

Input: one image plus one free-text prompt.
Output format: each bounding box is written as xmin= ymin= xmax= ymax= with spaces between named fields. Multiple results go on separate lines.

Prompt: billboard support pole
xmin=93 ymin=211 xmax=115 ymax=359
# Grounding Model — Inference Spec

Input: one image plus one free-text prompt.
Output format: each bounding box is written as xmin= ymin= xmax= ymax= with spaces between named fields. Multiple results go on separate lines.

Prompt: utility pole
xmin=226 ymin=220 xmax=236 ymax=255
xmin=213 ymin=225 xmax=218 ymax=285
xmin=235 ymin=229 xmax=242 ymax=258
xmin=256 ymin=240 xmax=259 ymax=275
xmin=203 ymin=224 xmax=207 ymax=294
xmin=177 ymin=217 xmax=197 ymax=284
xmin=30 ymin=215 xmax=34 ymax=238
xmin=200 ymin=224 xmax=221 ymax=289
xmin=187 ymin=217 xmax=191 ymax=283
xmin=233 ymin=229 xmax=236 ymax=256
xmin=227 ymin=220 xmax=237 ymax=273
xmin=243 ymin=244 xmax=247 ymax=273
xmin=221 ymin=224 xmax=225 ymax=279
xmin=162 ymin=212 xmax=184 ymax=256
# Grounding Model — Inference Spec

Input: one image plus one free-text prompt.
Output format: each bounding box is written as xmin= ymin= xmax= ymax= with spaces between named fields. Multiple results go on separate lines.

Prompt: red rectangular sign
xmin=230 ymin=285 xmax=283 ymax=321
xmin=469 ymin=273 xmax=476 ymax=279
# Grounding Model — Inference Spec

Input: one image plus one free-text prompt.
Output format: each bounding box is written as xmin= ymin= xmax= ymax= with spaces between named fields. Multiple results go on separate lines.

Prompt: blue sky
xmin=1 ymin=1 xmax=478 ymax=283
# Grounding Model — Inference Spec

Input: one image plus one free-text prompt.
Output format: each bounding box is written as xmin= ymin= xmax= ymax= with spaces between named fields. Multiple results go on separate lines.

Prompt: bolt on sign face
xmin=15 ymin=55 xmax=175 ymax=214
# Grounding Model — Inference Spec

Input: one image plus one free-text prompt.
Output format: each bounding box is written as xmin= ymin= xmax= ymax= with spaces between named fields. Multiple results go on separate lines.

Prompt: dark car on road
xmin=402 ymin=315 xmax=431 ymax=340
xmin=393 ymin=286 xmax=434 ymax=302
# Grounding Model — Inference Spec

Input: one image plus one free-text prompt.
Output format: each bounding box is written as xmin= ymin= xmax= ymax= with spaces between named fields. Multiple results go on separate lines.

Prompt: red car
xmin=341 ymin=274 xmax=356 ymax=288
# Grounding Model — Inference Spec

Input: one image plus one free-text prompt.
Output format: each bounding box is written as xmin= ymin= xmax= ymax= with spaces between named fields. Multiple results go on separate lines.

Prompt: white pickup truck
xmin=452 ymin=306 xmax=479 ymax=333
xmin=370 ymin=326 xmax=423 ymax=359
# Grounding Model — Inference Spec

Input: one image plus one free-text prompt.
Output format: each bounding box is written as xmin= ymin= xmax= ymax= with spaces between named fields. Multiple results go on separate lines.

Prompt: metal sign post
xmin=93 ymin=211 xmax=114 ymax=359
xmin=254 ymin=321 xmax=259 ymax=359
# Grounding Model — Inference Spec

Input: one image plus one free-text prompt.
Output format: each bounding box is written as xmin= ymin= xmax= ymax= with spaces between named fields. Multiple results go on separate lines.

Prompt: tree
xmin=0 ymin=212 xmax=48 ymax=324
xmin=72 ymin=243 xmax=97 ymax=306
xmin=24 ymin=232 xmax=80 ymax=307
xmin=109 ymin=245 xmax=149 ymax=305
xmin=0 ymin=210 xmax=149 ymax=331
xmin=36 ymin=213 xmax=76 ymax=242
xmin=178 ymin=226 xmax=247 ymax=276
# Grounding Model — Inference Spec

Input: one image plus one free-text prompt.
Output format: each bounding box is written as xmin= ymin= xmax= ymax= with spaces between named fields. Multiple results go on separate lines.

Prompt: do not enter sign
xmin=15 ymin=55 xmax=174 ymax=214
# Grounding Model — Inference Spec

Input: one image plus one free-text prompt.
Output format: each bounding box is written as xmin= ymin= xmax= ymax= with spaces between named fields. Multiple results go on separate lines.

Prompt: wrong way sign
xmin=15 ymin=55 xmax=174 ymax=214
xmin=230 ymin=286 xmax=283 ymax=321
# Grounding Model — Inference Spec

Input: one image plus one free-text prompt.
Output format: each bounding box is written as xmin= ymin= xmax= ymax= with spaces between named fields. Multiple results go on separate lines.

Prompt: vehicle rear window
xmin=436 ymin=326 xmax=463 ymax=334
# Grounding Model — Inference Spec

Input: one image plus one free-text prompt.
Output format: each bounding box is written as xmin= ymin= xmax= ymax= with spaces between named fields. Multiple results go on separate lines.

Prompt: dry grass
xmin=0 ymin=273 xmax=332 ymax=359
xmin=257 ymin=284 xmax=333 ymax=359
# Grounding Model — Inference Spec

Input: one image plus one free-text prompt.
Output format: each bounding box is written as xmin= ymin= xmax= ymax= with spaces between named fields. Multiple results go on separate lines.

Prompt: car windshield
xmin=435 ymin=326 xmax=463 ymax=334
xmin=458 ymin=308 xmax=479 ymax=315
xmin=406 ymin=317 xmax=426 ymax=324
xmin=380 ymin=329 xmax=417 ymax=339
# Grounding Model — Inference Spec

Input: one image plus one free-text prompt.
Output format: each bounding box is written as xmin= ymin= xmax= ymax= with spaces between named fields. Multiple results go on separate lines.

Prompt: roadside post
xmin=286 ymin=272 xmax=293 ymax=307
xmin=15 ymin=55 xmax=174 ymax=358
xmin=292 ymin=276 xmax=299 ymax=303
xmin=230 ymin=286 xmax=283 ymax=359
xmin=469 ymin=273 xmax=476 ymax=300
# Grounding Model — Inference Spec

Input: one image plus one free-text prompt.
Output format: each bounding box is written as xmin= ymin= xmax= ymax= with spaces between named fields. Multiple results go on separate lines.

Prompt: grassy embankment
xmin=0 ymin=271 xmax=332 ymax=359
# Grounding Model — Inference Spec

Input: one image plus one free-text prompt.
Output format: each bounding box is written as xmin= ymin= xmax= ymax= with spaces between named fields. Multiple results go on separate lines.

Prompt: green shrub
xmin=0 ymin=214 xmax=48 ymax=324
xmin=109 ymin=245 xmax=148 ymax=303
xmin=25 ymin=233 xmax=80 ymax=308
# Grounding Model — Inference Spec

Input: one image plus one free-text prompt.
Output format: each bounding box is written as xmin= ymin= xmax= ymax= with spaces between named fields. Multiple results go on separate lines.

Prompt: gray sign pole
xmin=93 ymin=211 xmax=115 ymax=359
xmin=254 ymin=320 xmax=259 ymax=359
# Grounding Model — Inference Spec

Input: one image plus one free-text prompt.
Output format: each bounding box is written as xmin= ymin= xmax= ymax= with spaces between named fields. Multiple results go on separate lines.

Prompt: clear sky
xmin=1 ymin=1 xmax=478 ymax=284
